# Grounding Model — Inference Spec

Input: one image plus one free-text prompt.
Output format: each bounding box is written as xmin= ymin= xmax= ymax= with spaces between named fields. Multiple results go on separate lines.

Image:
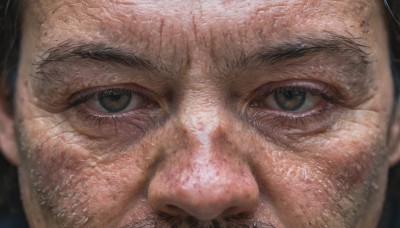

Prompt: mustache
xmin=121 ymin=212 xmax=276 ymax=228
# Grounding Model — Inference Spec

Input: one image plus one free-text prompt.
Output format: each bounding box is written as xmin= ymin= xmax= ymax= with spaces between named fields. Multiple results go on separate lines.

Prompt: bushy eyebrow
xmin=36 ymin=41 xmax=167 ymax=74
xmin=224 ymin=33 xmax=371 ymax=71
xmin=35 ymin=32 xmax=371 ymax=81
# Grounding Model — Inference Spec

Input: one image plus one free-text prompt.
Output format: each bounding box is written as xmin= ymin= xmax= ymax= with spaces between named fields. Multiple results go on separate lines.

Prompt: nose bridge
xmin=173 ymin=102 xmax=238 ymax=190
xmin=180 ymin=101 xmax=220 ymax=148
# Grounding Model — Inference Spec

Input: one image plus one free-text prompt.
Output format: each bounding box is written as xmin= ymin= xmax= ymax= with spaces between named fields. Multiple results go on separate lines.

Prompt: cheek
xmin=19 ymin=130 xmax=153 ymax=226
xmin=252 ymin=129 xmax=388 ymax=226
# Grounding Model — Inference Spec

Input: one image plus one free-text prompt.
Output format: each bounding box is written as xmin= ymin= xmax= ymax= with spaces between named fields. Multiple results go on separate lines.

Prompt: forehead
xmin=27 ymin=0 xmax=379 ymax=43
xmin=23 ymin=0 xmax=383 ymax=80
xmin=31 ymin=0 xmax=375 ymax=21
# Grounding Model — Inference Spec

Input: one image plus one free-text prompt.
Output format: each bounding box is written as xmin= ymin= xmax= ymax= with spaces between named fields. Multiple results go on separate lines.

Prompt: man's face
xmin=1 ymin=0 xmax=398 ymax=227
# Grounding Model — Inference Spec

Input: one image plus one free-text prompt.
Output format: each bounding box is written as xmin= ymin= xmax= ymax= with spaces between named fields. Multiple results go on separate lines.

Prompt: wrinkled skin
xmin=0 ymin=0 xmax=400 ymax=227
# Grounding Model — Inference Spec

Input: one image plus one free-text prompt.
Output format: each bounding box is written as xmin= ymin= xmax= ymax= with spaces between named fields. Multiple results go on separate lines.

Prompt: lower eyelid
xmin=66 ymin=107 xmax=165 ymax=138
xmin=245 ymin=101 xmax=337 ymax=134
xmin=246 ymin=116 xmax=311 ymax=141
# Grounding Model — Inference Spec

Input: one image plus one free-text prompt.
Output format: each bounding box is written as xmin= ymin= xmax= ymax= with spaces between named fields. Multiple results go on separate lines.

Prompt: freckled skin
xmin=0 ymin=0 xmax=398 ymax=227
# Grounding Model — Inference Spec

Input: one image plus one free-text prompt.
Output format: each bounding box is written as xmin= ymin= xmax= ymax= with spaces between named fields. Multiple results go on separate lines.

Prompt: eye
xmin=66 ymin=85 xmax=164 ymax=138
xmin=95 ymin=89 xmax=136 ymax=113
xmin=263 ymin=87 xmax=322 ymax=112
xmin=69 ymin=87 xmax=159 ymax=114
xmin=247 ymin=81 xmax=339 ymax=135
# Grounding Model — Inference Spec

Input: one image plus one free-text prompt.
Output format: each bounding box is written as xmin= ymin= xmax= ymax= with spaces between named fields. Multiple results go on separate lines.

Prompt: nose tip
xmin=161 ymin=187 xmax=257 ymax=220
xmin=148 ymin=164 xmax=259 ymax=221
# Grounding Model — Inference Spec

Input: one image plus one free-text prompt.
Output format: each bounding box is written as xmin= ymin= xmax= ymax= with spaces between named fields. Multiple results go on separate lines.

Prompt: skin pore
xmin=0 ymin=0 xmax=399 ymax=227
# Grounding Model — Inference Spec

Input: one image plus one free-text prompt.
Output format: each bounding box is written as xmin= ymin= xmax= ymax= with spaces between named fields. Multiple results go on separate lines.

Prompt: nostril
xmin=163 ymin=204 xmax=242 ymax=218
xmin=164 ymin=204 xmax=185 ymax=215
xmin=224 ymin=206 xmax=240 ymax=216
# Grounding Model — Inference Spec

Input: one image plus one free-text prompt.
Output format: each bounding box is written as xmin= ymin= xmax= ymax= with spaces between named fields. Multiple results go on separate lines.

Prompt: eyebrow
xmin=225 ymin=33 xmax=371 ymax=71
xmin=36 ymin=33 xmax=370 ymax=80
xmin=36 ymin=41 xmax=166 ymax=74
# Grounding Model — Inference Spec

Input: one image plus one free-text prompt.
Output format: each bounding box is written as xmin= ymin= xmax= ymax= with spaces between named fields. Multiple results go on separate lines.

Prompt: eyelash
xmin=68 ymin=88 xmax=145 ymax=108
xmin=251 ymin=86 xmax=336 ymax=105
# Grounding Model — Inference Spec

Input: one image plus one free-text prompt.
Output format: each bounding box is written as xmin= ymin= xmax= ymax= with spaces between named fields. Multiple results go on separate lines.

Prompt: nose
xmin=148 ymin=155 xmax=259 ymax=220
xmin=147 ymin=125 xmax=259 ymax=221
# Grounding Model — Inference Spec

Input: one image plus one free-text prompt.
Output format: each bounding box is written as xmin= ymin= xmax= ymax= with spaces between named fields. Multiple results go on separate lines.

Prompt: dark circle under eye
xmin=274 ymin=88 xmax=307 ymax=111
xmin=99 ymin=90 xmax=132 ymax=113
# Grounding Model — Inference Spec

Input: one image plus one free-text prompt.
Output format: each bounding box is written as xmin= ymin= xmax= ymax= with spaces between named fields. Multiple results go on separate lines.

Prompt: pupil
xmin=274 ymin=88 xmax=307 ymax=111
xmin=99 ymin=91 xmax=132 ymax=113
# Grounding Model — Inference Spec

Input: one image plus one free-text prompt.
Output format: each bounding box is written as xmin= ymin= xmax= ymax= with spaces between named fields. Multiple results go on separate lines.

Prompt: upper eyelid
xmin=248 ymin=84 xmax=338 ymax=111
xmin=67 ymin=87 xmax=150 ymax=108
xmin=249 ymin=81 xmax=337 ymax=100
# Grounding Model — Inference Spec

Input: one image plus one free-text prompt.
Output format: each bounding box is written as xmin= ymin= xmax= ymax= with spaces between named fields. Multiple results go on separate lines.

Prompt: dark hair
xmin=387 ymin=0 xmax=400 ymax=100
xmin=383 ymin=1 xmax=400 ymax=226
xmin=0 ymin=0 xmax=20 ymax=113
xmin=0 ymin=0 xmax=22 ymax=217
xmin=1 ymin=0 xmax=400 ymax=226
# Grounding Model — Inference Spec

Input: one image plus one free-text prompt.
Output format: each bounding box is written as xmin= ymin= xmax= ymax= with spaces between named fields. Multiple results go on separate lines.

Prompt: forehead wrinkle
xmin=27 ymin=0 xmax=382 ymax=79
xmin=204 ymin=0 xmax=379 ymax=66
xmin=26 ymin=0 xmax=88 ymax=25
xmin=28 ymin=0 xmax=191 ymax=74
xmin=29 ymin=0 xmax=378 ymax=37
